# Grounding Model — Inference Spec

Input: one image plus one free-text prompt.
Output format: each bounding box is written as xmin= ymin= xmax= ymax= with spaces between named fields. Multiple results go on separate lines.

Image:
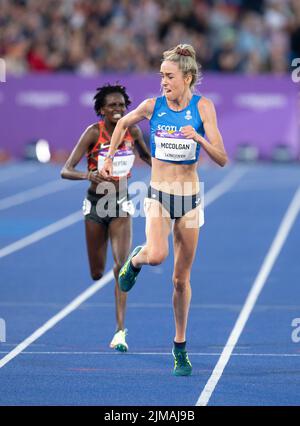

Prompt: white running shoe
xmin=109 ymin=329 xmax=128 ymax=352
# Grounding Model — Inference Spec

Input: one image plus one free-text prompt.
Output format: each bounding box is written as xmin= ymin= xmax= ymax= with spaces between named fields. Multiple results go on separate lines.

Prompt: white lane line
xmin=0 ymin=271 xmax=114 ymax=369
xmin=0 ymin=179 xmax=80 ymax=211
xmin=0 ymin=351 xmax=300 ymax=357
xmin=0 ymin=302 xmax=299 ymax=311
xmin=0 ymin=167 xmax=246 ymax=369
xmin=0 ymin=211 xmax=82 ymax=259
xmin=196 ymin=186 xmax=300 ymax=407
xmin=0 ymin=302 xmax=241 ymax=308
xmin=204 ymin=166 xmax=248 ymax=207
xmin=0 ymin=165 xmax=39 ymax=183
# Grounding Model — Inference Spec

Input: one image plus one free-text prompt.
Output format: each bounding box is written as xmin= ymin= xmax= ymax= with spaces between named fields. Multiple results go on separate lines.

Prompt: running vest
xmin=87 ymin=121 xmax=135 ymax=178
xmin=150 ymin=95 xmax=204 ymax=164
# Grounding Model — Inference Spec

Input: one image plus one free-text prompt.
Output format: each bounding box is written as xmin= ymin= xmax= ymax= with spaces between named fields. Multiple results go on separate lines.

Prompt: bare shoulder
xmin=86 ymin=122 xmax=99 ymax=135
xmin=138 ymin=98 xmax=156 ymax=119
xmin=122 ymin=98 xmax=155 ymax=127
xmin=198 ymin=96 xmax=216 ymax=121
xmin=146 ymin=98 xmax=156 ymax=108
xmin=79 ymin=122 xmax=99 ymax=147
xmin=198 ymin=96 xmax=215 ymax=111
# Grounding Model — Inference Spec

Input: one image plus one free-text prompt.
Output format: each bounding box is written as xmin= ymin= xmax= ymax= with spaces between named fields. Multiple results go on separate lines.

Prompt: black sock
xmin=173 ymin=340 xmax=186 ymax=351
xmin=130 ymin=259 xmax=141 ymax=272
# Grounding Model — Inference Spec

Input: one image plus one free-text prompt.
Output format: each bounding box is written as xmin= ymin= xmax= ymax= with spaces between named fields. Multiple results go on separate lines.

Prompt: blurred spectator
xmin=290 ymin=0 xmax=300 ymax=60
xmin=211 ymin=28 xmax=243 ymax=72
xmin=0 ymin=0 xmax=296 ymax=75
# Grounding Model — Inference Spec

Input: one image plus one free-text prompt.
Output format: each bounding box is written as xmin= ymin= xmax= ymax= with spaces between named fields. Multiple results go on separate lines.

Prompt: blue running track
xmin=0 ymin=162 xmax=299 ymax=406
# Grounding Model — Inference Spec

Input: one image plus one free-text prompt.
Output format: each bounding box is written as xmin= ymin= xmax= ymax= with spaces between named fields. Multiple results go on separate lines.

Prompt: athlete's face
xmin=160 ymin=61 xmax=191 ymax=101
xmin=101 ymin=93 xmax=127 ymax=124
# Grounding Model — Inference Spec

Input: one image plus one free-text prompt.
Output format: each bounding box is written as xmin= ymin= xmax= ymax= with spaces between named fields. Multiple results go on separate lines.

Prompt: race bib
xmin=154 ymin=130 xmax=197 ymax=162
xmin=98 ymin=149 xmax=135 ymax=177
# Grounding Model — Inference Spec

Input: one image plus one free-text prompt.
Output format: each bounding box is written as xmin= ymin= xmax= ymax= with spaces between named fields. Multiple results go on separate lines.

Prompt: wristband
xmin=105 ymin=154 xmax=114 ymax=160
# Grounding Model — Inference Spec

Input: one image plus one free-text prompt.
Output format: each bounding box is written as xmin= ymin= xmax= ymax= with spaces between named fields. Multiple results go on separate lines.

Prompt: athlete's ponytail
xmin=162 ymin=44 xmax=201 ymax=91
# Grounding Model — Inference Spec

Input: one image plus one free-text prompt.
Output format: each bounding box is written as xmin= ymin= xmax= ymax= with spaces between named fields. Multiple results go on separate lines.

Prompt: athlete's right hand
xmin=99 ymin=158 xmax=113 ymax=179
xmin=87 ymin=170 xmax=104 ymax=184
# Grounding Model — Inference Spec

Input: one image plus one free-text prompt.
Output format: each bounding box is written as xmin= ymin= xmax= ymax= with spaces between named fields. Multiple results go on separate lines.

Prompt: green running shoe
xmin=119 ymin=246 xmax=143 ymax=292
xmin=172 ymin=348 xmax=192 ymax=376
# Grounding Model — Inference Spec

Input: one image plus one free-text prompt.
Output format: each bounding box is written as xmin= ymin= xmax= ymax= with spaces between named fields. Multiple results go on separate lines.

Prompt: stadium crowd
xmin=1 ymin=0 xmax=299 ymax=75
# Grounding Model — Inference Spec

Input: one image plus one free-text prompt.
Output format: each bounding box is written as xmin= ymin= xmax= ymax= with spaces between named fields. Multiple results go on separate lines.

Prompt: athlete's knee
xmin=173 ymin=276 xmax=190 ymax=292
xmin=113 ymin=262 xmax=123 ymax=275
xmin=147 ymin=248 xmax=168 ymax=266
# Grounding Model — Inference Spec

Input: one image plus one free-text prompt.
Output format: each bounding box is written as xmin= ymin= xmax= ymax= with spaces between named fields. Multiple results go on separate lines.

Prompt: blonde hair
xmin=162 ymin=44 xmax=201 ymax=91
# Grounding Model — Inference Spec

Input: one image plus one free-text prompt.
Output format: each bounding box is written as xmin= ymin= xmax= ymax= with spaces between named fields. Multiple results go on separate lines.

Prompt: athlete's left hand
xmin=181 ymin=126 xmax=200 ymax=143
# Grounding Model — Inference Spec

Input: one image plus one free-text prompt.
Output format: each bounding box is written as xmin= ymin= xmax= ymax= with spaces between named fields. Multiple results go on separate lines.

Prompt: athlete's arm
xmin=100 ymin=99 xmax=155 ymax=178
xmin=181 ymin=97 xmax=228 ymax=167
xmin=61 ymin=124 xmax=103 ymax=184
xmin=130 ymin=125 xmax=152 ymax=167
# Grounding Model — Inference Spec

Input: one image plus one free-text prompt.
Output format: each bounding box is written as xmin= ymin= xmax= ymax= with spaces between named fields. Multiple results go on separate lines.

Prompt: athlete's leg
xmin=109 ymin=216 xmax=132 ymax=331
xmin=119 ymin=199 xmax=171 ymax=292
xmin=172 ymin=207 xmax=200 ymax=343
xmin=131 ymin=198 xmax=171 ymax=268
xmin=85 ymin=219 xmax=108 ymax=280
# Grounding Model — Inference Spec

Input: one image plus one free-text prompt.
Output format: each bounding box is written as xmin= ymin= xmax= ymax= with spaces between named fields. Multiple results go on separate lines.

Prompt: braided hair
xmin=93 ymin=83 xmax=131 ymax=116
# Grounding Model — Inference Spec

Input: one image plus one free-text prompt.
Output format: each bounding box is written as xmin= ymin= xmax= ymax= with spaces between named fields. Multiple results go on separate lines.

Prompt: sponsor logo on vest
xmin=117 ymin=196 xmax=127 ymax=205
xmin=185 ymin=110 xmax=192 ymax=120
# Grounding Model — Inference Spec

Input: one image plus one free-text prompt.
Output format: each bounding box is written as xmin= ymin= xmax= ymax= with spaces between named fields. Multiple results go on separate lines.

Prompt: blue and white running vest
xmin=150 ymin=95 xmax=204 ymax=164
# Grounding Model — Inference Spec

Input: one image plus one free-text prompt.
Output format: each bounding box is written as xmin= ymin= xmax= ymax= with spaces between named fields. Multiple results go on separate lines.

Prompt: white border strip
xmin=196 ymin=186 xmax=300 ymax=406
xmin=0 ymin=167 xmax=245 ymax=369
